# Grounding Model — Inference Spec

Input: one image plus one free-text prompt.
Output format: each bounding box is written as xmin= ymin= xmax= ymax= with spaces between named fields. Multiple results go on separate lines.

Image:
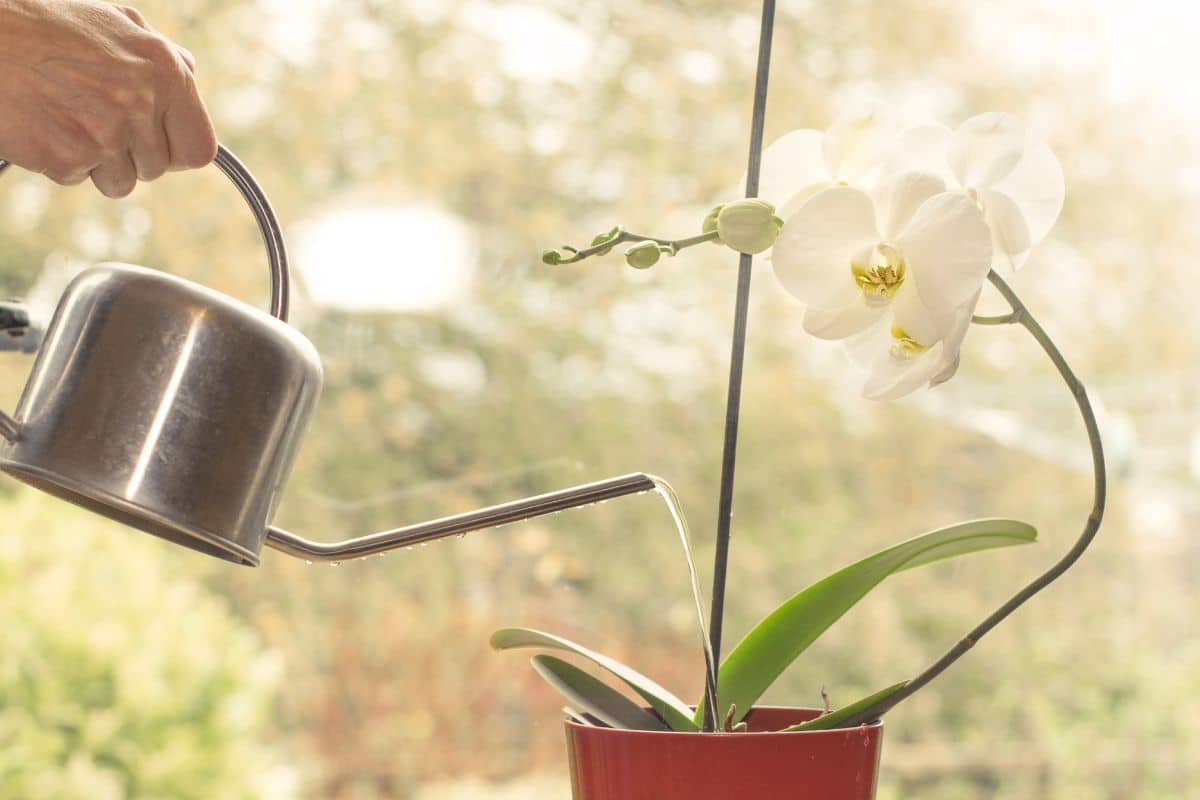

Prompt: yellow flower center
xmin=851 ymin=243 xmax=906 ymax=306
xmin=889 ymin=325 xmax=928 ymax=359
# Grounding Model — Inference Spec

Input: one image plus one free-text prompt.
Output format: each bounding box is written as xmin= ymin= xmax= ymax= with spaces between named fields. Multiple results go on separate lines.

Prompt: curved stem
xmin=842 ymin=269 xmax=1107 ymax=726
xmin=971 ymin=311 xmax=1023 ymax=326
xmin=629 ymin=231 xmax=721 ymax=251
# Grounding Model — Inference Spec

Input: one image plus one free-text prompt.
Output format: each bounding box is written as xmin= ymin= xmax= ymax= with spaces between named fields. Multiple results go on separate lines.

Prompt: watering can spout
xmin=263 ymin=473 xmax=657 ymax=562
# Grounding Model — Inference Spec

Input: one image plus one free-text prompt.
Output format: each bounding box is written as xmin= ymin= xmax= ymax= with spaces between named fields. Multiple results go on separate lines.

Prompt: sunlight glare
xmin=293 ymin=207 xmax=475 ymax=312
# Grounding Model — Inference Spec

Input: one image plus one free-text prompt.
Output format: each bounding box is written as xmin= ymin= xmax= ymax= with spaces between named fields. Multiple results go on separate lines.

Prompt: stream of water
xmin=648 ymin=476 xmax=719 ymax=726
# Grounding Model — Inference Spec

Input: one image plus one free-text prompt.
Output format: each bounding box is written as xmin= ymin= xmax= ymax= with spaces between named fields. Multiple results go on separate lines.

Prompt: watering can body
xmin=0 ymin=145 xmax=656 ymax=566
xmin=0 ymin=263 xmax=321 ymax=565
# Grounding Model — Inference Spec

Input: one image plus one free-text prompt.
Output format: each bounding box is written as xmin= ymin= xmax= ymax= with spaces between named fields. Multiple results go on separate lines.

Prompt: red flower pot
xmin=566 ymin=707 xmax=883 ymax=800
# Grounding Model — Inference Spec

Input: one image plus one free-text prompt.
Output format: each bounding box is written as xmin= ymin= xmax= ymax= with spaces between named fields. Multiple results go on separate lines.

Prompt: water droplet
xmin=304 ymin=559 xmax=313 ymax=565
xmin=330 ymin=561 xmax=340 ymax=567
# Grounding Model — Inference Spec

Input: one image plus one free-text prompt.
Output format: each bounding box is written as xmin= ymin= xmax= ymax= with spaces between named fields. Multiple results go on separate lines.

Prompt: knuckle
xmin=111 ymin=84 xmax=155 ymax=120
xmin=177 ymin=46 xmax=197 ymax=71
xmin=78 ymin=112 xmax=124 ymax=154
xmin=120 ymin=5 xmax=148 ymax=26
xmin=137 ymin=32 xmax=177 ymax=67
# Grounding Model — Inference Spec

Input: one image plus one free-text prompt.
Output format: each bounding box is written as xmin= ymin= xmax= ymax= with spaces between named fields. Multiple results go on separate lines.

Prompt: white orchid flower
xmin=749 ymin=102 xmax=903 ymax=220
xmin=844 ymin=288 xmax=980 ymax=400
xmin=772 ymin=171 xmax=992 ymax=398
xmin=885 ymin=112 xmax=1064 ymax=270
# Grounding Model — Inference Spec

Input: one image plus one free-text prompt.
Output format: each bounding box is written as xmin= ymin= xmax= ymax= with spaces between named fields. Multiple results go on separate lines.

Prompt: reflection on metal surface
xmin=126 ymin=315 xmax=204 ymax=498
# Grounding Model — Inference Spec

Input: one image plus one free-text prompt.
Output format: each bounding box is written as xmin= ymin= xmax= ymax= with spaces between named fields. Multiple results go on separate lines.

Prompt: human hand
xmin=0 ymin=0 xmax=217 ymax=197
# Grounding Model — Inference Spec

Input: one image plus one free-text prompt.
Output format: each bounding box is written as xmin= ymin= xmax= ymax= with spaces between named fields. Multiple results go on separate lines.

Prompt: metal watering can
xmin=0 ymin=145 xmax=654 ymax=566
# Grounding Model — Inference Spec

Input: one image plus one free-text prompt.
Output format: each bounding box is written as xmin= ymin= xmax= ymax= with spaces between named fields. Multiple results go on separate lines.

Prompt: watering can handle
xmin=0 ymin=143 xmax=291 ymax=321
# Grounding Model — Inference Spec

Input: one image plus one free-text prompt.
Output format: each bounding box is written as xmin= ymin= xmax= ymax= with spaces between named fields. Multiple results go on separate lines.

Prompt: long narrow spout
xmin=265 ymin=473 xmax=657 ymax=562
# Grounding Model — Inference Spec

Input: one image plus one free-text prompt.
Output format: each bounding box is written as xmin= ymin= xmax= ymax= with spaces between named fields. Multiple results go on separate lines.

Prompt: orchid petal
xmin=747 ymin=129 xmax=830 ymax=211
xmin=979 ymin=188 xmax=1032 ymax=270
xmin=990 ymin=137 xmax=1065 ymax=249
xmin=773 ymin=186 xmax=880 ymax=310
xmin=949 ymin=113 xmax=1025 ymax=189
xmin=891 ymin=283 xmax=951 ymax=345
xmin=929 ymin=291 xmax=980 ymax=387
xmin=883 ymin=124 xmax=955 ymax=184
xmin=803 ymin=296 xmax=885 ymax=340
xmin=822 ymin=102 xmax=901 ymax=186
xmin=896 ymin=192 xmax=992 ymax=311
xmin=777 ymin=180 xmax=833 ymax=225
xmin=875 ymin=171 xmax=947 ymax=241
xmin=862 ymin=342 xmax=947 ymax=401
xmin=844 ymin=317 xmax=890 ymax=367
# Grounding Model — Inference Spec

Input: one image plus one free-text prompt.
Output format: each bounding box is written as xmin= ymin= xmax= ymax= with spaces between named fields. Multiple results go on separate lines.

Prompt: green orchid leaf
xmin=697 ymin=518 xmax=1037 ymax=726
xmin=781 ymin=682 xmax=908 ymax=732
xmin=491 ymin=627 xmax=699 ymax=732
xmin=531 ymin=655 xmax=669 ymax=731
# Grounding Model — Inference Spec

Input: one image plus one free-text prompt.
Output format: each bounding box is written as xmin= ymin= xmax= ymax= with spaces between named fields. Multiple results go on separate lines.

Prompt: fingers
xmin=129 ymin=113 xmax=170 ymax=181
xmin=162 ymin=72 xmax=217 ymax=171
xmin=89 ymin=150 xmax=139 ymax=198
xmin=43 ymin=164 xmax=91 ymax=187
xmin=48 ymin=163 xmax=92 ymax=186
xmin=26 ymin=115 xmax=101 ymax=186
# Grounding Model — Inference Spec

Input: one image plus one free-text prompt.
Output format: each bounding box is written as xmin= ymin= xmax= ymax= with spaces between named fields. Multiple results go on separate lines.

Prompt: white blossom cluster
xmin=758 ymin=105 xmax=1064 ymax=399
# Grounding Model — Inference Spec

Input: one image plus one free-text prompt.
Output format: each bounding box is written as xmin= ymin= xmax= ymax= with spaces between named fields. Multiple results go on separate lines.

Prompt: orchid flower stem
xmin=554 ymin=230 xmax=719 ymax=264
xmin=970 ymin=310 xmax=1024 ymax=326
xmin=841 ymin=269 xmax=1107 ymax=726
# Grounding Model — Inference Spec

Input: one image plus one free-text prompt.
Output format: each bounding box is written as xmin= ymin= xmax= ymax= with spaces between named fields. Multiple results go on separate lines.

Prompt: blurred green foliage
xmin=1 ymin=1 xmax=1198 ymax=798
xmin=0 ymin=491 xmax=286 ymax=799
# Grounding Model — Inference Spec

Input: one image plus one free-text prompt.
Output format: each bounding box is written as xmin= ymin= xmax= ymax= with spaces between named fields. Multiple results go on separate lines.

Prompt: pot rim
xmin=564 ymin=705 xmax=883 ymax=739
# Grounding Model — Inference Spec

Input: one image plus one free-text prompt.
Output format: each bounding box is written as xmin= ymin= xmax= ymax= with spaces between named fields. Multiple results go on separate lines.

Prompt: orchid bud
xmin=701 ymin=204 xmax=724 ymax=236
xmin=624 ymin=241 xmax=662 ymax=269
xmin=590 ymin=225 xmax=623 ymax=255
xmin=716 ymin=198 xmax=783 ymax=254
